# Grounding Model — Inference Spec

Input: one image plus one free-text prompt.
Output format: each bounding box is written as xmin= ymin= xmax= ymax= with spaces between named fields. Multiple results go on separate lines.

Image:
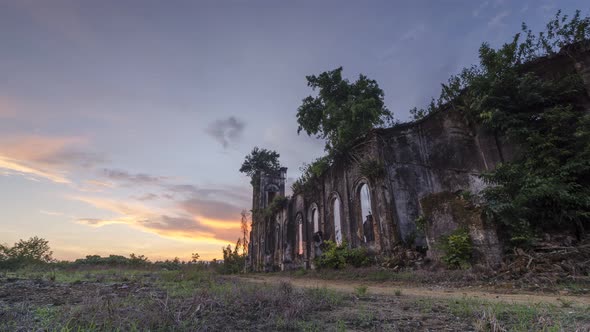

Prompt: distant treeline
xmin=0 ymin=236 xmax=247 ymax=274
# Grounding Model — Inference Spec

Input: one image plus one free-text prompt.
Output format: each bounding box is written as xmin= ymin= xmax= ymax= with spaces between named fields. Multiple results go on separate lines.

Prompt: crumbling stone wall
xmin=247 ymin=47 xmax=590 ymax=272
xmin=420 ymin=191 xmax=502 ymax=267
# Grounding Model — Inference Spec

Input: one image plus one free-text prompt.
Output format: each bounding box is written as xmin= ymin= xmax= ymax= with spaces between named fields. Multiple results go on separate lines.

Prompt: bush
xmin=0 ymin=237 xmax=53 ymax=270
xmin=217 ymin=243 xmax=245 ymax=274
xmin=314 ymin=241 xmax=371 ymax=269
xmin=344 ymin=247 xmax=371 ymax=268
xmin=439 ymin=229 xmax=472 ymax=269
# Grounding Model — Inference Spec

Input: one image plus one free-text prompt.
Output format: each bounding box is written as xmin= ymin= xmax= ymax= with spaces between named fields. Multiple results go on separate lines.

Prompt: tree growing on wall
xmin=296 ymin=67 xmax=394 ymax=154
xmin=411 ymin=10 xmax=590 ymax=245
xmin=239 ymin=147 xmax=281 ymax=185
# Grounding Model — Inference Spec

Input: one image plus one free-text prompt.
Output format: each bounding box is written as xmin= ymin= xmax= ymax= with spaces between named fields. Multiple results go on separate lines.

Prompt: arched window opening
xmin=333 ymin=197 xmax=343 ymax=244
xmin=312 ymin=207 xmax=319 ymax=233
xmin=265 ymin=184 xmax=279 ymax=207
xmin=359 ymin=183 xmax=374 ymax=243
xmin=296 ymin=214 xmax=304 ymax=256
xmin=275 ymin=222 xmax=281 ymax=252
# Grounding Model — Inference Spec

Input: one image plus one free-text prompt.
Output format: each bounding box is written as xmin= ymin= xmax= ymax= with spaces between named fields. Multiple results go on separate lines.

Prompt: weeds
xmin=557 ymin=297 xmax=574 ymax=308
xmin=354 ymin=285 xmax=368 ymax=296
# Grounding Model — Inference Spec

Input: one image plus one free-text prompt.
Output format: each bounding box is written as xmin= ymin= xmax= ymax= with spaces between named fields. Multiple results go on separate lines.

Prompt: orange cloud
xmin=71 ymin=196 xmax=240 ymax=243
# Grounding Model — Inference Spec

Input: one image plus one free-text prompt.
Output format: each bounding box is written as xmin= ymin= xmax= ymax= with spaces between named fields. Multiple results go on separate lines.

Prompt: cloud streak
xmin=0 ymin=135 xmax=104 ymax=184
xmin=101 ymin=168 xmax=167 ymax=186
xmin=73 ymin=196 xmax=240 ymax=242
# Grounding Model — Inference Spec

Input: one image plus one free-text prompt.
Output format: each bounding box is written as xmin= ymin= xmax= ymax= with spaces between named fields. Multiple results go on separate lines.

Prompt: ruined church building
xmin=248 ymin=46 xmax=590 ymax=272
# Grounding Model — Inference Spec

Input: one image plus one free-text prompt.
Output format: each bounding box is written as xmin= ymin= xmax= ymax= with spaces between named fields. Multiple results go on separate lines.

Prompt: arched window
xmin=296 ymin=214 xmax=304 ymax=256
xmin=275 ymin=222 xmax=281 ymax=252
xmin=333 ymin=197 xmax=343 ymax=244
xmin=359 ymin=183 xmax=374 ymax=243
xmin=311 ymin=206 xmax=319 ymax=233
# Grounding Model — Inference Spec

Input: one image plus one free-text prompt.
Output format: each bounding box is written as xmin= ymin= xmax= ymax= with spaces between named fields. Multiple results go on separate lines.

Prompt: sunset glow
xmin=1 ymin=0 xmax=585 ymax=261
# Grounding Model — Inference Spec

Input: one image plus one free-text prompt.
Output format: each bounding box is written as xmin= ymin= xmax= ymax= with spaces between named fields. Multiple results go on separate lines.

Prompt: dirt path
xmin=240 ymin=275 xmax=590 ymax=307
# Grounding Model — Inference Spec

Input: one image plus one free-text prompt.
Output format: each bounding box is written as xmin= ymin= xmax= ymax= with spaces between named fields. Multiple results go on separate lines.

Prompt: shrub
xmin=217 ymin=243 xmax=245 ymax=274
xmin=359 ymin=159 xmax=385 ymax=181
xmin=315 ymin=241 xmax=346 ymax=269
xmin=344 ymin=247 xmax=371 ymax=268
xmin=439 ymin=229 xmax=473 ymax=269
xmin=314 ymin=241 xmax=371 ymax=269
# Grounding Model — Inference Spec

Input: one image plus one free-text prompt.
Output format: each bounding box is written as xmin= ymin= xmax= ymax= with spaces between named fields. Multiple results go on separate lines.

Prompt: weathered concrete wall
xmin=378 ymin=110 xmax=491 ymax=245
xmin=420 ymin=191 xmax=502 ymax=267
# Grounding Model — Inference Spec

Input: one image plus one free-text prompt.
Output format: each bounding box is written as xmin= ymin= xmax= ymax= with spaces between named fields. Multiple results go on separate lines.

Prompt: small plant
xmin=415 ymin=215 xmax=427 ymax=234
xmin=439 ymin=229 xmax=473 ymax=269
xmin=359 ymin=159 xmax=385 ymax=181
xmin=355 ymin=285 xmax=368 ymax=296
xmin=394 ymin=289 xmax=402 ymax=296
xmin=557 ymin=298 xmax=574 ymax=308
xmin=405 ymin=230 xmax=417 ymax=247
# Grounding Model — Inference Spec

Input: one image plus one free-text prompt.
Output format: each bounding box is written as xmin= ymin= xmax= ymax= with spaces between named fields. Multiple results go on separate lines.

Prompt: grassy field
xmin=1 ymin=267 xmax=589 ymax=331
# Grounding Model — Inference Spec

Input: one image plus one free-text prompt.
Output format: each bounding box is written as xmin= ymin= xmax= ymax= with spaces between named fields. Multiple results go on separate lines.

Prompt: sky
xmin=0 ymin=0 xmax=587 ymax=261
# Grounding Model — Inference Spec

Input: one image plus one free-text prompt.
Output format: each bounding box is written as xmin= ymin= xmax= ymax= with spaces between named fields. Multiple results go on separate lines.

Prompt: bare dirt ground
xmin=241 ymin=274 xmax=590 ymax=307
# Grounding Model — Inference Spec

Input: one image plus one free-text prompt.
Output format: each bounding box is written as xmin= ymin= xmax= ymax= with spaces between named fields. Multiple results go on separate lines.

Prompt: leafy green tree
xmin=239 ymin=147 xmax=281 ymax=185
xmin=0 ymin=236 xmax=53 ymax=269
xmin=219 ymin=241 xmax=245 ymax=274
xmin=191 ymin=252 xmax=200 ymax=263
xmin=296 ymin=67 xmax=393 ymax=154
xmin=8 ymin=236 xmax=53 ymax=263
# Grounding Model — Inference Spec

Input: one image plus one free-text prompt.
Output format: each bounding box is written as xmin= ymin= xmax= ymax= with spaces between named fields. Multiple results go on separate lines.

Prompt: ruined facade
xmin=248 ymin=45 xmax=590 ymax=272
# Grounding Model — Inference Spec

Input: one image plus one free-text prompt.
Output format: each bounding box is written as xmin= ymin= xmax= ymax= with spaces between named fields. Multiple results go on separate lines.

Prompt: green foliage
xmin=415 ymin=215 xmax=427 ymax=234
xmin=314 ymin=240 xmax=371 ymax=269
xmin=292 ymin=156 xmax=332 ymax=194
xmin=265 ymin=195 xmax=289 ymax=218
xmin=0 ymin=236 xmax=53 ymax=270
xmin=296 ymin=67 xmax=394 ymax=154
xmin=354 ymin=285 xmax=368 ymax=296
xmin=218 ymin=241 xmax=245 ymax=274
xmin=239 ymin=146 xmax=281 ymax=185
xmin=359 ymin=159 xmax=385 ymax=181
xmin=439 ymin=229 xmax=472 ymax=269
xmin=412 ymin=10 xmax=590 ymax=244
xmin=72 ymin=254 xmax=154 ymax=267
